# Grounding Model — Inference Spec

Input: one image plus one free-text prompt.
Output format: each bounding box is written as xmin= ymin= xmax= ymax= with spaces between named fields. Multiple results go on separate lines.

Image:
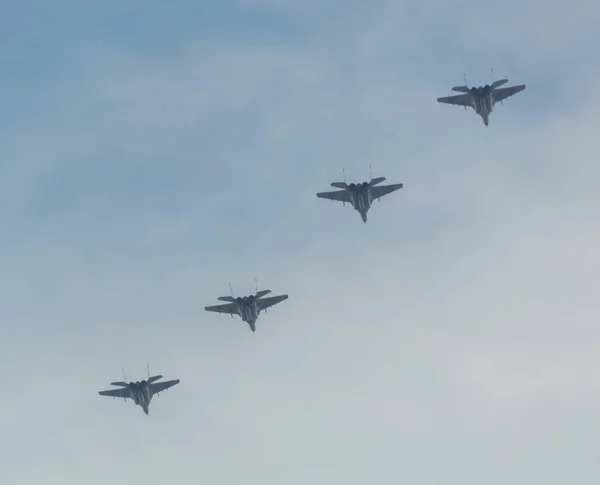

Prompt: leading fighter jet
xmin=98 ymin=367 xmax=180 ymax=415
xmin=316 ymin=172 xmax=403 ymax=223
xmin=205 ymin=281 xmax=288 ymax=332
xmin=437 ymin=69 xmax=526 ymax=126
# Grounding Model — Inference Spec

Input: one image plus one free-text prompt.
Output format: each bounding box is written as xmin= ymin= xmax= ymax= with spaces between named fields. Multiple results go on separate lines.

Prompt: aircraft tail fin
xmin=331 ymin=168 xmax=350 ymax=189
xmin=110 ymin=381 xmax=129 ymax=387
xmin=369 ymin=176 xmax=386 ymax=186
xmin=451 ymin=86 xmax=470 ymax=93
xmin=491 ymin=67 xmax=508 ymax=88
xmin=451 ymin=71 xmax=470 ymax=92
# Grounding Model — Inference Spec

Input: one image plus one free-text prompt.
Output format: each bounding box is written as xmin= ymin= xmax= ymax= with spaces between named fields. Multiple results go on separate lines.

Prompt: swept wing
xmin=493 ymin=84 xmax=526 ymax=103
xmin=437 ymin=93 xmax=473 ymax=107
xmin=99 ymin=387 xmax=131 ymax=399
xmin=150 ymin=379 xmax=180 ymax=396
xmin=205 ymin=303 xmax=238 ymax=315
xmin=371 ymin=183 xmax=403 ymax=199
xmin=316 ymin=189 xmax=351 ymax=203
xmin=257 ymin=294 xmax=288 ymax=311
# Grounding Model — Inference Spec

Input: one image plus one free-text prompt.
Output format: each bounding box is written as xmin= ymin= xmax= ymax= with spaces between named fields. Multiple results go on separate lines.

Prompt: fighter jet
xmin=437 ymin=69 xmax=526 ymax=126
xmin=316 ymin=171 xmax=403 ymax=223
xmin=205 ymin=281 xmax=288 ymax=332
xmin=98 ymin=366 xmax=179 ymax=415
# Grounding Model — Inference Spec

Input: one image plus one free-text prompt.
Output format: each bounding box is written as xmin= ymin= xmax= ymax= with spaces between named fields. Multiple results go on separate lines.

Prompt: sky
xmin=1 ymin=0 xmax=599 ymax=484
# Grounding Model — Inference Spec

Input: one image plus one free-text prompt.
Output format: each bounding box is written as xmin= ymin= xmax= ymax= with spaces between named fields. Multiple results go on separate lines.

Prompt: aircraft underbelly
xmin=357 ymin=193 xmax=365 ymax=210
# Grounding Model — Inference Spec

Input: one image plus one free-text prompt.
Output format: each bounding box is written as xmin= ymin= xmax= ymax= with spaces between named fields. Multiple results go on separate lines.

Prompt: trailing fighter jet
xmin=205 ymin=281 xmax=288 ymax=332
xmin=98 ymin=366 xmax=179 ymax=415
xmin=316 ymin=171 xmax=403 ymax=223
xmin=437 ymin=69 xmax=526 ymax=126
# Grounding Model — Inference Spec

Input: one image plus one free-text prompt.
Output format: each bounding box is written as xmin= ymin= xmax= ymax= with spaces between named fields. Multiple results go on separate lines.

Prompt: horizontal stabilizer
xmin=148 ymin=375 xmax=162 ymax=383
xmin=369 ymin=176 xmax=386 ymax=186
xmin=256 ymin=289 xmax=271 ymax=298
xmin=110 ymin=381 xmax=129 ymax=387
xmin=330 ymin=182 xmax=348 ymax=189
xmin=218 ymin=296 xmax=236 ymax=302
xmin=492 ymin=79 xmax=508 ymax=88
xmin=451 ymin=86 xmax=470 ymax=93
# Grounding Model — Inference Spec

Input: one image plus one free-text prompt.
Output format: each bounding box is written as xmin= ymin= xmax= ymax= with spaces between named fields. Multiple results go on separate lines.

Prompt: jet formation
xmin=437 ymin=69 xmax=526 ymax=126
xmin=98 ymin=366 xmax=180 ymax=415
xmin=98 ymin=69 xmax=527 ymax=416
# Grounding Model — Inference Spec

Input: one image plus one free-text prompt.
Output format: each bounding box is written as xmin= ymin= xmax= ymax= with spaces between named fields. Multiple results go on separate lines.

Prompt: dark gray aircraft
xmin=205 ymin=282 xmax=288 ymax=332
xmin=437 ymin=69 xmax=526 ymax=126
xmin=98 ymin=367 xmax=180 ymax=415
xmin=316 ymin=172 xmax=403 ymax=223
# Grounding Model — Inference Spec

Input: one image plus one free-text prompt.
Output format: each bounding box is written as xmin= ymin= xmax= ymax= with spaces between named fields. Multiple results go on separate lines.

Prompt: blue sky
xmin=1 ymin=1 xmax=600 ymax=484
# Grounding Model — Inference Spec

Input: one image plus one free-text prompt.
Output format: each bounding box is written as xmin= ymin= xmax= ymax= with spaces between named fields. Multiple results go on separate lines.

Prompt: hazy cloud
xmin=1 ymin=1 xmax=599 ymax=484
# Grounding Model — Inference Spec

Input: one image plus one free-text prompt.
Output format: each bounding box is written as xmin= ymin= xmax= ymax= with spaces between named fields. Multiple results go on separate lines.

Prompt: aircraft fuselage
xmin=348 ymin=183 xmax=372 ymax=222
xmin=235 ymin=296 xmax=260 ymax=327
xmin=469 ymin=87 xmax=496 ymax=126
xmin=128 ymin=382 xmax=152 ymax=414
